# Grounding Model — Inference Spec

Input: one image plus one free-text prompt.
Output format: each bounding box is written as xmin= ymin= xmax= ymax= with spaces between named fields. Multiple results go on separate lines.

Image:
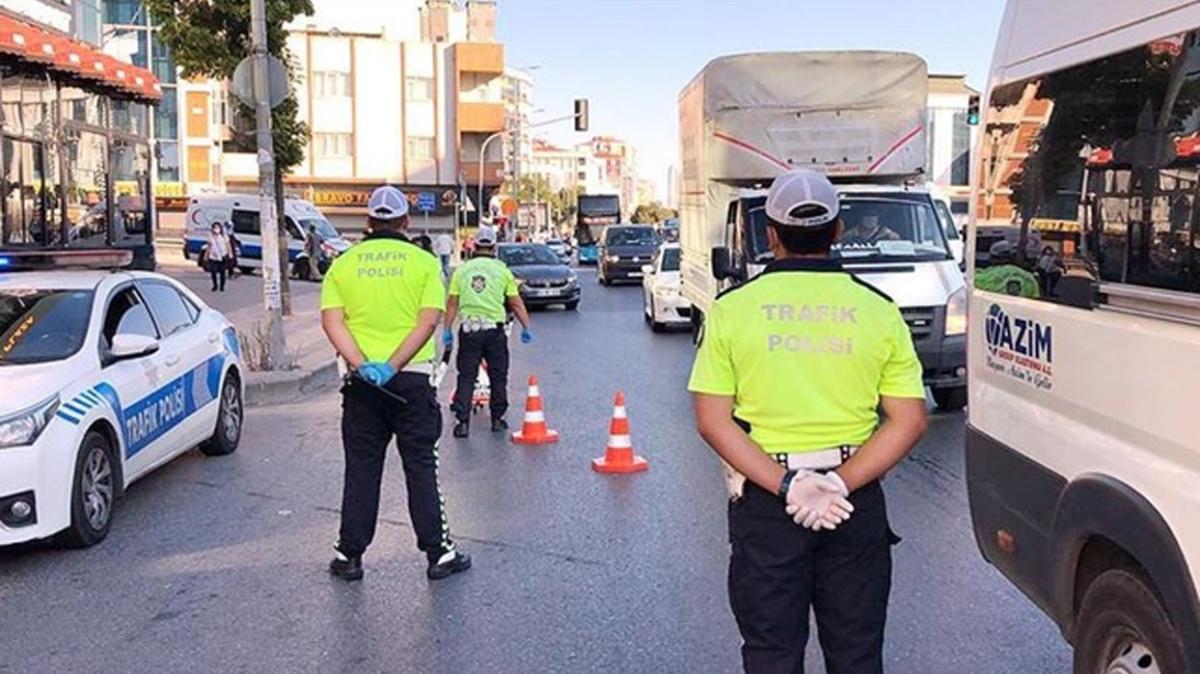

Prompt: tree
xmin=147 ymin=0 xmax=313 ymax=314
xmin=631 ymin=201 xmax=676 ymax=224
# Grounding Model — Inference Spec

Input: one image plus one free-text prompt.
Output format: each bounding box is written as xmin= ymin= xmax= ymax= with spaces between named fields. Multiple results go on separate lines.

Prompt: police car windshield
xmin=499 ymin=244 xmax=561 ymax=267
xmin=299 ymin=218 xmax=340 ymax=240
xmin=744 ymin=194 xmax=952 ymax=262
xmin=0 ymin=290 xmax=93 ymax=365
xmin=605 ymin=227 xmax=658 ymax=247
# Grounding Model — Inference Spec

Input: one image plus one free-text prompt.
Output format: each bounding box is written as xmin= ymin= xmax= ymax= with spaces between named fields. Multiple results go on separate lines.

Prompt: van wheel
xmin=932 ymin=386 xmax=968 ymax=411
xmin=58 ymin=431 xmax=116 ymax=548
xmin=201 ymin=374 xmax=243 ymax=456
xmin=1074 ymin=568 xmax=1184 ymax=674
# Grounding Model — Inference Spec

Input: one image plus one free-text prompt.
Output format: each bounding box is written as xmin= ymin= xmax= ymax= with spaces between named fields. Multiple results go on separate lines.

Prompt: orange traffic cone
xmin=511 ymin=376 xmax=559 ymax=445
xmin=592 ymin=392 xmax=649 ymax=474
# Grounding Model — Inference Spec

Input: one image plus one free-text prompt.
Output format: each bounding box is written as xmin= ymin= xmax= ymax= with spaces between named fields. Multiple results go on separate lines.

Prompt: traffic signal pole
xmin=250 ymin=0 xmax=289 ymax=368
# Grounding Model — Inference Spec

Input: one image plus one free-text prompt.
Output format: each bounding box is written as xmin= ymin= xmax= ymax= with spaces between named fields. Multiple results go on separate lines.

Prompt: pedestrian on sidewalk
xmin=225 ymin=222 xmax=242 ymax=279
xmin=689 ymin=169 xmax=928 ymax=674
xmin=204 ymin=222 xmax=232 ymax=292
xmin=304 ymin=223 xmax=325 ymax=281
xmin=434 ymin=231 xmax=454 ymax=276
xmin=444 ymin=225 xmax=533 ymax=438
xmin=319 ymin=185 xmax=471 ymax=582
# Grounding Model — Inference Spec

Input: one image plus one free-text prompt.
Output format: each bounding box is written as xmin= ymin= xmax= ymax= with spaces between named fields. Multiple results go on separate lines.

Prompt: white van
xmin=928 ymin=184 xmax=965 ymax=267
xmin=183 ymin=195 xmax=350 ymax=277
xmin=967 ymin=2 xmax=1200 ymax=671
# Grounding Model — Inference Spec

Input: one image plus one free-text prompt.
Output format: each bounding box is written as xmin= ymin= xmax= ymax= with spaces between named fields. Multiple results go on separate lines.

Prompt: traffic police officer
xmin=443 ymin=225 xmax=533 ymax=437
xmin=689 ymin=169 xmax=928 ymax=673
xmin=320 ymin=185 xmax=471 ymax=581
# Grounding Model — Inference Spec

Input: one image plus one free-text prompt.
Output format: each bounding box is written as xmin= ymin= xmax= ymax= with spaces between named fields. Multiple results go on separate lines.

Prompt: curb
xmin=244 ymin=359 xmax=340 ymax=407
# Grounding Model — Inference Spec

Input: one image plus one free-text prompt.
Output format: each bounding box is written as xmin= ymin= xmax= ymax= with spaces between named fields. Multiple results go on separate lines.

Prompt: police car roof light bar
xmin=0 ymin=249 xmax=135 ymax=272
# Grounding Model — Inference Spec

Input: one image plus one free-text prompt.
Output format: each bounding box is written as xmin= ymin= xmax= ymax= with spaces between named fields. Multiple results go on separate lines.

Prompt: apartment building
xmin=527 ymin=138 xmax=604 ymax=194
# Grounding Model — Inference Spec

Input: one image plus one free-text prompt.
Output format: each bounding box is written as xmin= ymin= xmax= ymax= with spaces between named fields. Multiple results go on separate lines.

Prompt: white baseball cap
xmin=368 ymin=185 xmax=409 ymax=221
xmin=475 ymin=225 xmax=498 ymax=246
xmin=764 ymin=169 xmax=840 ymax=228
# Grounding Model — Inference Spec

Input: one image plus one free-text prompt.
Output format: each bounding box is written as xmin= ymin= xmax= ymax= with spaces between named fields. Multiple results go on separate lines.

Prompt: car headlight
xmin=606 ymin=254 xmax=620 ymax=263
xmin=566 ymin=272 xmax=578 ymax=284
xmin=0 ymin=395 xmax=59 ymax=449
xmin=945 ymin=287 xmax=967 ymax=337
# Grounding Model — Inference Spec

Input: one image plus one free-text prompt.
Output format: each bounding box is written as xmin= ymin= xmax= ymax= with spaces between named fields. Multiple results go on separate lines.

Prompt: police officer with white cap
xmin=320 ymin=185 xmax=471 ymax=581
xmin=689 ymin=169 xmax=928 ymax=672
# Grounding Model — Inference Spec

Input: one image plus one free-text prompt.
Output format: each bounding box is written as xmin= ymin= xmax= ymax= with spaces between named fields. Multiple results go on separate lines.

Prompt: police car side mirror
xmin=107 ymin=333 xmax=159 ymax=363
xmin=711 ymin=246 xmax=735 ymax=281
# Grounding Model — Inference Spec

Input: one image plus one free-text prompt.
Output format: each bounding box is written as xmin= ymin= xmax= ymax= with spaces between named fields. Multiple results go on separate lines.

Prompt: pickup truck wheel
xmin=1073 ymin=568 xmax=1183 ymax=674
xmin=58 ymin=431 xmax=116 ymax=548
xmin=932 ymin=386 xmax=968 ymax=411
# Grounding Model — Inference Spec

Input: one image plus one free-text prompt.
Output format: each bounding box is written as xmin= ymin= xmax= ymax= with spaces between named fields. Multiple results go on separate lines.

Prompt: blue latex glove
xmin=442 ymin=328 xmax=454 ymax=348
xmin=520 ymin=328 xmax=533 ymax=344
xmin=359 ymin=362 xmax=396 ymax=386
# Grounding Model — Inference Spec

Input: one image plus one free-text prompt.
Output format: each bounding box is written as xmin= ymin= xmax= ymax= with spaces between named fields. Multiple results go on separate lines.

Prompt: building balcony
xmin=453 ymin=42 xmax=503 ymax=74
xmin=461 ymin=160 xmax=505 ymax=186
xmin=458 ymin=102 xmax=505 ymax=134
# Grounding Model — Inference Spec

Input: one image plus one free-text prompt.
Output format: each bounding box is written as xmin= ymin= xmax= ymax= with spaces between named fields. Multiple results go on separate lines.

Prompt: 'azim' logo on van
xmin=984 ymin=304 xmax=1054 ymax=390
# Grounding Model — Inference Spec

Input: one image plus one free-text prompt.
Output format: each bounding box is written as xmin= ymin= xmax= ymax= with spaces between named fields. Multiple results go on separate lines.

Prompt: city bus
xmin=575 ymin=194 xmax=620 ymax=265
xmin=966 ymin=2 xmax=1200 ymax=671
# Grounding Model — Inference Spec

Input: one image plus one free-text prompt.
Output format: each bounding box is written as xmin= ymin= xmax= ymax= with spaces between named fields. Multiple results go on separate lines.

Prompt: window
xmin=313 ymin=71 xmax=351 ymax=99
xmin=157 ymin=140 xmax=180 ymax=181
xmin=231 ymin=209 xmax=260 ymax=236
xmin=151 ymin=33 xmax=177 ymax=84
xmin=0 ymin=290 xmax=93 ymax=365
xmin=139 ymin=283 xmax=195 ymax=338
xmin=105 ymin=0 xmax=144 ymax=25
xmin=407 ymin=136 xmax=434 ymax=161
xmin=314 ymin=132 xmax=352 ymax=158
xmin=155 ymin=88 xmax=178 ymax=140
xmin=406 ymin=77 xmax=434 ymax=101
xmin=977 ymin=29 xmax=1200 ymax=304
xmin=102 ymin=287 xmax=157 ymax=352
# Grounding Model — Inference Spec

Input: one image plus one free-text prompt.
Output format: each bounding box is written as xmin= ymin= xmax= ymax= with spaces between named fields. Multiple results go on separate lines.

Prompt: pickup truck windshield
xmin=0 ymin=290 xmax=93 ymax=365
xmin=744 ymin=194 xmax=951 ymax=262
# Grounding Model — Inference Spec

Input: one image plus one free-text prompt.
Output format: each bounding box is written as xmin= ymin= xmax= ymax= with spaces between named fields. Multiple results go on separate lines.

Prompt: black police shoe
xmin=453 ymin=421 xmax=470 ymax=438
xmin=490 ymin=418 xmax=509 ymax=433
xmin=427 ymin=549 xmax=472 ymax=580
xmin=329 ymin=552 xmax=363 ymax=581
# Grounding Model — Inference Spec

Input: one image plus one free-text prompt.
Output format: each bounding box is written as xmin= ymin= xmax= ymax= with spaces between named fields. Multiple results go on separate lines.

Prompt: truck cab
xmin=709 ymin=184 xmax=968 ymax=410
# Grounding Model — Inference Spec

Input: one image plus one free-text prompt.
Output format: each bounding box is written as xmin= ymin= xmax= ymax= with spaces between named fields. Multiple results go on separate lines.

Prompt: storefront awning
xmin=0 ymin=13 xmax=162 ymax=103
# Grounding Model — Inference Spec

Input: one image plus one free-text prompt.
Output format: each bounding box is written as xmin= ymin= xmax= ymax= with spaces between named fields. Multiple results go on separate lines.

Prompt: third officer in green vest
xmin=689 ymin=169 xmax=929 ymax=673
xmin=444 ymin=225 xmax=534 ymax=438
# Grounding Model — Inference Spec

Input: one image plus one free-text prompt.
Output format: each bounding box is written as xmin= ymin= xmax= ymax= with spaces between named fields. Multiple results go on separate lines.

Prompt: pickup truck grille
xmin=901 ymin=307 xmax=937 ymax=343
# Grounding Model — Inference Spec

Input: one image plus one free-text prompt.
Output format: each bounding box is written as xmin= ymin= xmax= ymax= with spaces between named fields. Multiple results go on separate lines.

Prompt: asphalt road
xmin=0 ymin=268 xmax=1072 ymax=673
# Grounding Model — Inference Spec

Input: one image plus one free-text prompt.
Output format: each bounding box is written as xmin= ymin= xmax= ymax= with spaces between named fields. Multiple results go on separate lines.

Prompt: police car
xmin=0 ymin=250 xmax=244 ymax=548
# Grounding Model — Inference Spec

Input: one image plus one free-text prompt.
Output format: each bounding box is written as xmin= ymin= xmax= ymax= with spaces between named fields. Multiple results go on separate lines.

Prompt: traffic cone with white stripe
xmin=592 ymin=391 xmax=649 ymax=474
xmin=511 ymin=376 xmax=559 ymax=445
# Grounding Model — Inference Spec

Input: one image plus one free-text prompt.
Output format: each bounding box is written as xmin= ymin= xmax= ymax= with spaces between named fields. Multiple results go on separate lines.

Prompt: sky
xmin=498 ymin=0 xmax=1008 ymax=201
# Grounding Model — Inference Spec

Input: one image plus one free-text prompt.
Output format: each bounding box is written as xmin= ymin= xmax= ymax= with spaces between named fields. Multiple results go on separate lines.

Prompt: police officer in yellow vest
xmin=443 ymin=225 xmax=533 ymax=437
xmin=320 ymin=186 xmax=471 ymax=582
xmin=689 ymin=169 xmax=928 ymax=673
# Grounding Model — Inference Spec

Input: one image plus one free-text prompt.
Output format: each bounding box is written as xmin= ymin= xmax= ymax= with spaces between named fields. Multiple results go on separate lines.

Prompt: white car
xmin=642 ymin=244 xmax=690 ymax=332
xmin=0 ymin=254 xmax=244 ymax=548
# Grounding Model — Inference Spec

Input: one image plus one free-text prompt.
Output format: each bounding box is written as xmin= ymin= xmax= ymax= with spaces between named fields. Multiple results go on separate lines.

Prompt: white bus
xmin=967 ymin=2 xmax=1200 ymax=671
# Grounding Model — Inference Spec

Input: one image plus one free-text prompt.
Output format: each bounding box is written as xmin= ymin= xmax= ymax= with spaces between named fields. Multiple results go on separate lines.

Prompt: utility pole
xmin=250 ymin=0 xmax=289 ymax=367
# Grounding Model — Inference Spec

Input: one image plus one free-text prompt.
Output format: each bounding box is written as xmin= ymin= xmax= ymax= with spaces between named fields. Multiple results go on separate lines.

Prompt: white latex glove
xmin=784 ymin=471 xmax=854 ymax=531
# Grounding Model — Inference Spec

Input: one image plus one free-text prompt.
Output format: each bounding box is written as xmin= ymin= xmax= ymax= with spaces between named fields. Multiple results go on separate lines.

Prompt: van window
xmin=977 ymin=29 xmax=1200 ymax=305
xmin=284 ymin=216 xmax=304 ymax=241
xmin=231 ymin=209 xmax=260 ymax=236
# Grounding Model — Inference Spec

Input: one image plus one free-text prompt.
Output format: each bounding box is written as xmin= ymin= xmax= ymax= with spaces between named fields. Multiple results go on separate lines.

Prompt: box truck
xmin=678 ymin=51 xmax=967 ymax=409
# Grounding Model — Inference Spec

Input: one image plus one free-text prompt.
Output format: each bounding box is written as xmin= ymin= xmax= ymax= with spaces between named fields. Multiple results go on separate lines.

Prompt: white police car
xmin=0 ymin=250 xmax=244 ymax=548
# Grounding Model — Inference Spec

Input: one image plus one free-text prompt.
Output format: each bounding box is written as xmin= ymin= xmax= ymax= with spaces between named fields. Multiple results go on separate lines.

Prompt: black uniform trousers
xmin=728 ymin=480 xmax=897 ymax=674
xmin=337 ymin=372 xmax=452 ymax=562
xmin=450 ymin=327 xmax=510 ymax=423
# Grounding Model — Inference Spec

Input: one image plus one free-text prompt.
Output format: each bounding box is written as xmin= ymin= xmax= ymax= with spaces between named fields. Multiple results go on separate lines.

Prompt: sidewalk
xmin=157 ymin=248 xmax=337 ymax=406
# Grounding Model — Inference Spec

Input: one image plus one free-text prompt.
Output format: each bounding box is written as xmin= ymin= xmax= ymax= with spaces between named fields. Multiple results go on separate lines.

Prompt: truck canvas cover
xmin=689 ymin=51 xmax=928 ymax=182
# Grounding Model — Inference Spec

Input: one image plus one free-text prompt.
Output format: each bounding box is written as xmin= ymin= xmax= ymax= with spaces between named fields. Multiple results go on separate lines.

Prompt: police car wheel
xmin=1074 ymin=568 xmax=1182 ymax=674
xmin=59 ymin=431 xmax=116 ymax=548
xmin=200 ymin=374 xmax=243 ymax=457
xmin=932 ymin=386 xmax=968 ymax=411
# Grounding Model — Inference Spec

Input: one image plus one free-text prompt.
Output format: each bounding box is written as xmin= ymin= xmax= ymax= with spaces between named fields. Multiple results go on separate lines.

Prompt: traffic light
xmin=574 ymin=98 xmax=589 ymax=132
xmin=967 ymin=94 xmax=981 ymax=126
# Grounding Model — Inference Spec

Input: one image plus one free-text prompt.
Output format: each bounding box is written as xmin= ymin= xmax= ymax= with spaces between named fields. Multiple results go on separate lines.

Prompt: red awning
xmin=0 ymin=12 xmax=161 ymax=103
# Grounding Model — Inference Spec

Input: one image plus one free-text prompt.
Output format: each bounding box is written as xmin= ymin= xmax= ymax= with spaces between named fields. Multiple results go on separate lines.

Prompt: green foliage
xmin=631 ymin=202 xmax=677 ymax=224
xmin=146 ymin=0 xmax=313 ymax=174
xmin=501 ymin=176 xmax=583 ymax=225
